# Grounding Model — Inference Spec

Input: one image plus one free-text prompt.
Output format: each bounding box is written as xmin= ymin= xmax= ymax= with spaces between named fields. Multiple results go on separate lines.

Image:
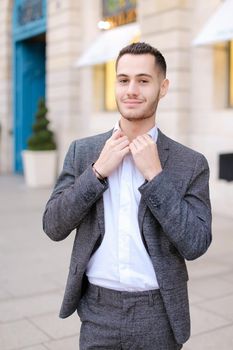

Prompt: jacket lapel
xmin=91 ymin=129 xmax=113 ymax=164
xmin=157 ymin=129 xmax=170 ymax=169
xmin=138 ymin=129 xmax=170 ymax=231
xmin=95 ymin=129 xmax=113 ymax=238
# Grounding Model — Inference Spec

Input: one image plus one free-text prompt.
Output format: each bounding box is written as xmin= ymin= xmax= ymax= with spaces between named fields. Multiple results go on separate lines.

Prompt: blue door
xmin=14 ymin=38 xmax=46 ymax=172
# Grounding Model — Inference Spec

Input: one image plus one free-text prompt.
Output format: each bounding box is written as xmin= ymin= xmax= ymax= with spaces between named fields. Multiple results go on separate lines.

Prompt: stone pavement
xmin=0 ymin=174 xmax=233 ymax=350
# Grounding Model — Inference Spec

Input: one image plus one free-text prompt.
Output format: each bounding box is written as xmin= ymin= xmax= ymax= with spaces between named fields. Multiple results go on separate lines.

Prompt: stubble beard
xmin=116 ymin=97 xmax=159 ymax=122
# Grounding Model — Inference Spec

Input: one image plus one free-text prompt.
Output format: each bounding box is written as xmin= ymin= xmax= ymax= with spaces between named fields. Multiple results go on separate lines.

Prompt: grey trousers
xmin=77 ymin=283 xmax=183 ymax=350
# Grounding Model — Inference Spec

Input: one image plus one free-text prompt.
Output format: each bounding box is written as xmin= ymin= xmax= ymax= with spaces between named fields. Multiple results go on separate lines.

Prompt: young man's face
xmin=115 ymin=53 xmax=168 ymax=122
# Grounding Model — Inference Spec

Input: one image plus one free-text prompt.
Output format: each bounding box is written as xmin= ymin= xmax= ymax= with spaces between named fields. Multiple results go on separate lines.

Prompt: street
xmin=0 ymin=175 xmax=233 ymax=350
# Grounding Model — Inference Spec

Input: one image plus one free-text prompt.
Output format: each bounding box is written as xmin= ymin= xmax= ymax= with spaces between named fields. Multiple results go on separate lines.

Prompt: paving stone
xmin=190 ymin=304 xmax=231 ymax=336
xmin=197 ymin=293 xmax=233 ymax=321
xmin=1 ymin=174 xmax=233 ymax=349
xmin=187 ymin=256 xmax=232 ymax=280
xmin=0 ymin=319 xmax=49 ymax=350
xmin=185 ymin=324 xmax=233 ymax=350
xmin=189 ymin=276 xmax=233 ymax=300
xmin=221 ymin=271 xmax=233 ymax=285
xmin=20 ymin=346 xmax=48 ymax=350
xmin=188 ymin=289 xmax=205 ymax=305
xmin=212 ymin=215 xmax=233 ymax=232
xmin=30 ymin=312 xmax=80 ymax=340
xmin=0 ymin=287 xmax=12 ymax=301
xmin=45 ymin=336 xmax=79 ymax=350
xmin=2 ymin=272 xmax=61 ymax=299
xmin=216 ymin=253 xmax=233 ymax=264
xmin=182 ymin=345 xmax=191 ymax=350
xmin=0 ymin=292 xmax=62 ymax=323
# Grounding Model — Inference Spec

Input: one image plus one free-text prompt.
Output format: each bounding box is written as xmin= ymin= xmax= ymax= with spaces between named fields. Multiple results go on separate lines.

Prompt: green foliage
xmin=27 ymin=98 xmax=56 ymax=151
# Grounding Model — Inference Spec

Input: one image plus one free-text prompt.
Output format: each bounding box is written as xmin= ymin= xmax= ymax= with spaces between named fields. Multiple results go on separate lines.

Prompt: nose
xmin=126 ymin=80 xmax=139 ymax=97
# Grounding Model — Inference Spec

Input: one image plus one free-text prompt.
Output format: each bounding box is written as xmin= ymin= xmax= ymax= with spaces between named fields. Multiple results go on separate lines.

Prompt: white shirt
xmin=86 ymin=123 xmax=159 ymax=291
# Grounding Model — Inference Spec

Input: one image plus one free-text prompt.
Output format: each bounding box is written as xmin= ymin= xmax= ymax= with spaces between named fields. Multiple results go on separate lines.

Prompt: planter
xmin=22 ymin=150 xmax=57 ymax=188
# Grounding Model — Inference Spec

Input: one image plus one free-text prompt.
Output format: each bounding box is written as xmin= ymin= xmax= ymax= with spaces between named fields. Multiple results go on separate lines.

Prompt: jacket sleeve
xmin=42 ymin=141 xmax=108 ymax=241
xmin=139 ymin=154 xmax=212 ymax=260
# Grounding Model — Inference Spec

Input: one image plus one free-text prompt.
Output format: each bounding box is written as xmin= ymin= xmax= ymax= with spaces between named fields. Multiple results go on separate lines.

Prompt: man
xmin=43 ymin=42 xmax=212 ymax=349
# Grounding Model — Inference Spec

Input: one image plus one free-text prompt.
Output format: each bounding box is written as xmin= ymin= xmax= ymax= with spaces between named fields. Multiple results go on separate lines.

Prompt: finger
xmin=111 ymin=129 xmax=125 ymax=140
xmin=108 ymin=137 xmax=129 ymax=151
xmin=120 ymin=146 xmax=130 ymax=157
xmin=131 ymin=137 xmax=143 ymax=150
xmin=115 ymin=138 xmax=130 ymax=151
xmin=110 ymin=135 xmax=129 ymax=148
xmin=136 ymin=134 xmax=153 ymax=145
xmin=132 ymin=136 xmax=154 ymax=151
xmin=114 ymin=135 xmax=129 ymax=143
xmin=141 ymin=134 xmax=155 ymax=144
xmin=129 ymin=142 xmax=137 ymax=154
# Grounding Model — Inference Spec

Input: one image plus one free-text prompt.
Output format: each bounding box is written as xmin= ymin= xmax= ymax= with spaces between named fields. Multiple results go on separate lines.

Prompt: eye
xmin=119 ymin=79 xmax=128 ymax=84
xmin=139 ymin=79 xmax=149 ymax=84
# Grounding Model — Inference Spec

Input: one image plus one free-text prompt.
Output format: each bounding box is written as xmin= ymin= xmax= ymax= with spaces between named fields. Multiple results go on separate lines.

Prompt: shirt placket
xmin=118 ymin=157 xmax=132 ymax=285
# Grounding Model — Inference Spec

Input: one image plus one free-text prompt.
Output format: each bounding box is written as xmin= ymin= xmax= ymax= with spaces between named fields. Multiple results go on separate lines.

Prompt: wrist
xmin=92 ymin=163 xmax=106 ymax=181
xmin=145 ymin=168 xmax=162 ymax=181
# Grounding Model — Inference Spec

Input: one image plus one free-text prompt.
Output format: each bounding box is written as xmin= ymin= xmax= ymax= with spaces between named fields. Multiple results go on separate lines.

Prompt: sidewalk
xmin=0 ymin=175 xmax=233 ymax=350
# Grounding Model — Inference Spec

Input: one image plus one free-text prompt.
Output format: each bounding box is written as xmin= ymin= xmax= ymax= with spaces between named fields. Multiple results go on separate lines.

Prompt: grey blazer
xmin=43 ymin=129 xmax=212 ymax=345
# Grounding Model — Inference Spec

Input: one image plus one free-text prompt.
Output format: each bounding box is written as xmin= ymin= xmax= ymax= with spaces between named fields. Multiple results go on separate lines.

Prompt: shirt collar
xmin=113 ymin=121 xmax=158 ymax=143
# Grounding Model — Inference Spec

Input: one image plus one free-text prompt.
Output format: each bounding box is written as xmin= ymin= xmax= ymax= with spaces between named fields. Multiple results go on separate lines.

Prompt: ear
xmin=159 ymin=78 xmax=169 ymax=99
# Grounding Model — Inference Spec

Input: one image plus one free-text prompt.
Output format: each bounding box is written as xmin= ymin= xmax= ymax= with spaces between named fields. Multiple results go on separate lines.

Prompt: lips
xmin=123 ymin=100 xmax=143 ymax=104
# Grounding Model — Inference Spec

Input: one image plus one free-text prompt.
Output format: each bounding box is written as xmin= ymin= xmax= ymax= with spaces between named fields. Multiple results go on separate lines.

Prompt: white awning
xmin=193 ymin=0 xmax=233 ymax=46
xmin=75 ymin=23 xmax=140 ymax=67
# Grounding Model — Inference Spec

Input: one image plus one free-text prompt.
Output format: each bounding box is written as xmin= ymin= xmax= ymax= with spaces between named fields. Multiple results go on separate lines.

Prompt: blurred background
xmin=0 ymin=0 xmax=233 ymax=213
xmin=0 ymin=1 xmax=233 ymax=349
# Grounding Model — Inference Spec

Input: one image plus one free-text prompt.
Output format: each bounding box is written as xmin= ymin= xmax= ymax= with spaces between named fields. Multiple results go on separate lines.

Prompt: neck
xmin=119 ymin=117 xmax=156 ymax=141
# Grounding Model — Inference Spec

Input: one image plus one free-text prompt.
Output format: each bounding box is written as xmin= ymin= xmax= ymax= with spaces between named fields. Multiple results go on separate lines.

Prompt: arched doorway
xmin=13 ymin=0 xmax=46 ymax=172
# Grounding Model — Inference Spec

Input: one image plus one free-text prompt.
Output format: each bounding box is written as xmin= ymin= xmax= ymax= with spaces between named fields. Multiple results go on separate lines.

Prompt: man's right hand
xmin=94 ymin=130 xmax=130 ymax=178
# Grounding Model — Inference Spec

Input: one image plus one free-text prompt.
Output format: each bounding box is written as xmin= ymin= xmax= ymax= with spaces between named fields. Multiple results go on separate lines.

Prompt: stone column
xmin=138 ymin=0 xmax=192 ymax=143
xmin=47 ymin=0 xmax=84 ymax=169
xmin=0 ymin=0 xmax=13 ymax=173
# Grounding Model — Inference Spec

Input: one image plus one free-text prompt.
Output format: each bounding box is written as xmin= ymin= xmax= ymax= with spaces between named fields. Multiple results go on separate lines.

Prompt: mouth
xmin=122 ymin=100 xmax=143 ymax=106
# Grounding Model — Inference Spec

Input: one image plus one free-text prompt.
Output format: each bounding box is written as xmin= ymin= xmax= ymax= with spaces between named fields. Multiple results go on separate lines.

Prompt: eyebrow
xmin=116 ymin=73 xmax=153 ymax=79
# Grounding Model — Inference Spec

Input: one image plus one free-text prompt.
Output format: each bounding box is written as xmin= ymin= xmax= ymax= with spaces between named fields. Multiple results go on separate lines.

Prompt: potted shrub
xmin=22 ymin=98 xmax=57 ymax=188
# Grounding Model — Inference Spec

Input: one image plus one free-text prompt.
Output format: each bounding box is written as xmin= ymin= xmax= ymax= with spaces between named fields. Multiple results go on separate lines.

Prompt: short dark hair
xmin=116 ymin=42 xmax=167 ymax=77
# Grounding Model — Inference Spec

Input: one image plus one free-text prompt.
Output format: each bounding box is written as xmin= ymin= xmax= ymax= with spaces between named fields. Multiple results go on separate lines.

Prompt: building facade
xmin=0 ymin=0 xmax=232 ymax=217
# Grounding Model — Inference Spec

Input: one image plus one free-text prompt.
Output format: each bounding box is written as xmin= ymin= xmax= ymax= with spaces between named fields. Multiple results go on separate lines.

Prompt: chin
xmin=122 ymin=114 xmax=150 ymax=122
xmin=121 ymin=112 xmax=139 ymax=119
xmin=120 ymin=108 xmax=143 ymax=120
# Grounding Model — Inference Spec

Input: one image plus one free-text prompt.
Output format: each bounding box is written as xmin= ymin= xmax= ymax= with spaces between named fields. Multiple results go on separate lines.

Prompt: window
xmin=105 ymin=60 xmax=117 ymax=111
xmin=229 ymin=41 xmax=233 ymax=107
xmin=214 ymin=41 xmax=233 ymax=109
xmin=93 ymin=61 xmax=117 ymax=112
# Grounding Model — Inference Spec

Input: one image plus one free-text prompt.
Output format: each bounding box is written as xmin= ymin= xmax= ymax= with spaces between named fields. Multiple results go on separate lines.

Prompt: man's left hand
xmin=129 ymin=134 xmax=162 ymax=181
